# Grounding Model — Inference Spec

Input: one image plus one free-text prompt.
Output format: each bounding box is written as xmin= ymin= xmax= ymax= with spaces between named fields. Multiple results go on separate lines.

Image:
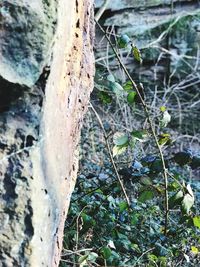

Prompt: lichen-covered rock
xmin=0 ymin=0 xmax=94 ymax=266
xmin=0 ymin=0 xmax=57 ymax=86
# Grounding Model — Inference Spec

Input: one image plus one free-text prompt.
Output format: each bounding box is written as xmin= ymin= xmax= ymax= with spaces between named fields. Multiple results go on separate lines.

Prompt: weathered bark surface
xmin=0 ymin=0 xmax=94 ymax=266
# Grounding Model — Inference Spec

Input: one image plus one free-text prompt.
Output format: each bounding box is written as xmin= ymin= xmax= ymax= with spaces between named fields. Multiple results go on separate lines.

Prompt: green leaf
xmin=193 ymin=216 xmax=200 ymax=229
xmin=123 ymin=80 xmax=133 ymax=91
xmin=107 ymin=74 xmax=115 ymax=83
xmin=78 ymin=254 xmax=88 ymax=264
xmin=138 ymin=190 xmax=154 ymax=203
xmin=127 ymin=91 xmax=137 ymax=104
xmin=140 ymin=177 xmax=152 ymax=185
xmin=160 ymin=106 xmax=166 ymax=112
xmin=119 ymin=201 xmax=128 ymax=212
xmin=112 ymin=145 xmax=127 ymax=157
xmin=100 ymin=246 xmax=112 ymax=259
xmin=111 ymin=82 xmax=124 ymax=97
xmin=113 ymin=132 xmax=129 ymax=146
xmin=130 ymin=213 xmax=139 ymax=226
xmin=158 ymin=133 xmax=171 ymax=146
xmin=169 ymin=190 xmax=184 ymax=208
xmin=191 ymin=246 xmax=199 ymax=254
xmin=160 ymin=110 xmax=171 ymax=128
xmin=132 ymin=45 xmax=142 ymax=63
xmin=88 ymin=252 xmax=98 ymax=262
xmin=174 ymin=151 xmax=192 ymax=166
xmin=118 ymin=34 xmax=131 ymax=48
xmin=98 ymin=91 xmax=112 ymax=104
xmin=181 ymin=193 xmax=194 ymax=214
xmin=131 ymin=130 xmax=147 ymax=141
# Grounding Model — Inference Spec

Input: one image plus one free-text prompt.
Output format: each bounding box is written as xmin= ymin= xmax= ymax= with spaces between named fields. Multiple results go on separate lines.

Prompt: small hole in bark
xmin=48 ymin=211 xmax=51 ymax=217
xmin=40 ymin=237 xmax=43 ymax=242
xmin=73 ymin=45 xmax=78 ymax=51
xmin=67 ymin=72 xmax=71 ymax=75
xmin=72 ymin=164 xmax=75 ymax=171
xmin=76 ymin=0 xmax=78 ymax=12
xmin=78 ymin=99 xmax=82 ymax=103
xmin=75 ymin=32 xmax=79 ymax=38
xmin=57 ymin=237 xmax=60 ymax=249
xmin=44 ymin=189 xmax=48 ymax=194
xmin=76 ymin=19 xmax=80 ymax=28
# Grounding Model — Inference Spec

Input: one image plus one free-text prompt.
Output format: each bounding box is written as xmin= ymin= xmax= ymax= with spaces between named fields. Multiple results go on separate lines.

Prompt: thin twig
xmin=89 ymin=102 xmax=130 ymax=206
xmin=95 ymin=0 xmax=110 ymax=21
xmin=75 ymin=206 xmax=89 ymax=251
xmin=95 ymin=19 xmax=169 ymax=235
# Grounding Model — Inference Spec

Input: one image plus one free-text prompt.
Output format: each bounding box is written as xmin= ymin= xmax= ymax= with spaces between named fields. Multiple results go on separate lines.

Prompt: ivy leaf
xmin=111 ymin=82 xmax=124 ymax=97
xmin=193 ymin=216 xmax=200 ymax=229
xmin=98 ymin=91 xmax=112 ymax=104
xmin=113 ymin=132 xmax=129 ymax=146
xmin=191 ymin=246 xmax=199 ymax=254
xmin=113 ymin=145 xmax=127 ymax=157
xmin=132 ymin=45 xmax=142 ymax=63
xmin=138 ymin=190 xmax=154 ymax=203
xmin=118 ymin=34 xmax=131 ymax=48
xmin=107 ymin=74 xmax=115 ymax=83
xmin=174 ymin=151 xmax=192 ymax=166
xmin=127 ymin=91 xmax=137 ymax=104
xmin=158 ymin=133 xmax=171 ymax=146
xmin=160 ymin=110 xmax=171 ymax=128
xmin=119 ymin=201 xmax=128 ymax=212
xmin=123 ymin=80 xmax=133 ymax=91
xmin=88 ymin=252 xmax=98 ymax=263
xmin=100 ymin=246 xmax=112 ymax=259
xmin=78 ymin=255 xmax=88 ymax=264
xmin=169 ymin=190 xmax=184 ymax=208
xmin=181 ymin=192 xmax=194 ymax=214
xmin=131 ymin=130 xmax=147 ymax=141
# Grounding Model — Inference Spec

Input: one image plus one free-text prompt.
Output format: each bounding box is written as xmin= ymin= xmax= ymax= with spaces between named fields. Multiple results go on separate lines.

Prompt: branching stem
xmin=90 ymin=103 xmax=130 ymax=206
xmin=95 ymin=19 xmax=169 ymax=235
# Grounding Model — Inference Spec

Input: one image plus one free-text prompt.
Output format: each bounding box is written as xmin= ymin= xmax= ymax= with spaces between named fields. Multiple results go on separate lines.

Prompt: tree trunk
xmin=0 ymin=0 xmax=94 ymax=266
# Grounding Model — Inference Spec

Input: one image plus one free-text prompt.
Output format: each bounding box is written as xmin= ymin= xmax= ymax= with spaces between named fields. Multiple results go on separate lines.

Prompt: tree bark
xmin=0 ymin=0 xmax=94 ymax=266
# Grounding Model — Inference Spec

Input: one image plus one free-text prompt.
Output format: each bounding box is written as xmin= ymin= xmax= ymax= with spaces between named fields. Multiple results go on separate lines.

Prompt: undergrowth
xmin=60 ymin=16 xmax=200 ymax=267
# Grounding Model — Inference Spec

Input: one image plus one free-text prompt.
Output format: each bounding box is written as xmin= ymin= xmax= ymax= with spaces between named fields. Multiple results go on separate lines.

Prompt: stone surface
xmin=95 ymin=0 xmax=193 ymax=11
xmin=0 ymin=0 xmax=94 ymax=266
xmin=0 ymin=0 xmax=57 ymax=86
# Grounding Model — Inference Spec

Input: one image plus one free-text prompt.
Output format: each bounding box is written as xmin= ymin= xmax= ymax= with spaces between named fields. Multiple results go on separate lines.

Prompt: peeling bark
xmin=0 ymin=0 xmax=94 ymax=266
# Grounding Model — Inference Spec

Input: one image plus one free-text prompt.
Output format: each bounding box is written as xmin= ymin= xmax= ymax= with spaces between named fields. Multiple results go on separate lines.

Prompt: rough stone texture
xmin=95 ymin=0 xmax=195 ymax=11
xmin=95 ymin=0 xmax=200 ymax=135
xmin=0 ymin=0 xmax=94 ymax=266
xmin=0 ymin=0 xmax=57 ymax=86
xmin=95 ymin=0 xmax=200 ymax=78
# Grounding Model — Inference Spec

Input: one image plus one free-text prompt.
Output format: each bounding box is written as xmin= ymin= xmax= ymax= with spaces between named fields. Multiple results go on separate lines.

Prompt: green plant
xmin=61 ymin=20 xmax=200 ymax=267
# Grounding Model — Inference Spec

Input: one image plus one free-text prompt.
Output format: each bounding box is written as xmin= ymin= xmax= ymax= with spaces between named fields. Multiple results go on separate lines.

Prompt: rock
xmin=95 ymin=0 xmax=192 ymax=12
xmin=0 ymin=0 xmax=57 ymax=86
xmin=0 ymin=0 xmax=94 ymax=266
